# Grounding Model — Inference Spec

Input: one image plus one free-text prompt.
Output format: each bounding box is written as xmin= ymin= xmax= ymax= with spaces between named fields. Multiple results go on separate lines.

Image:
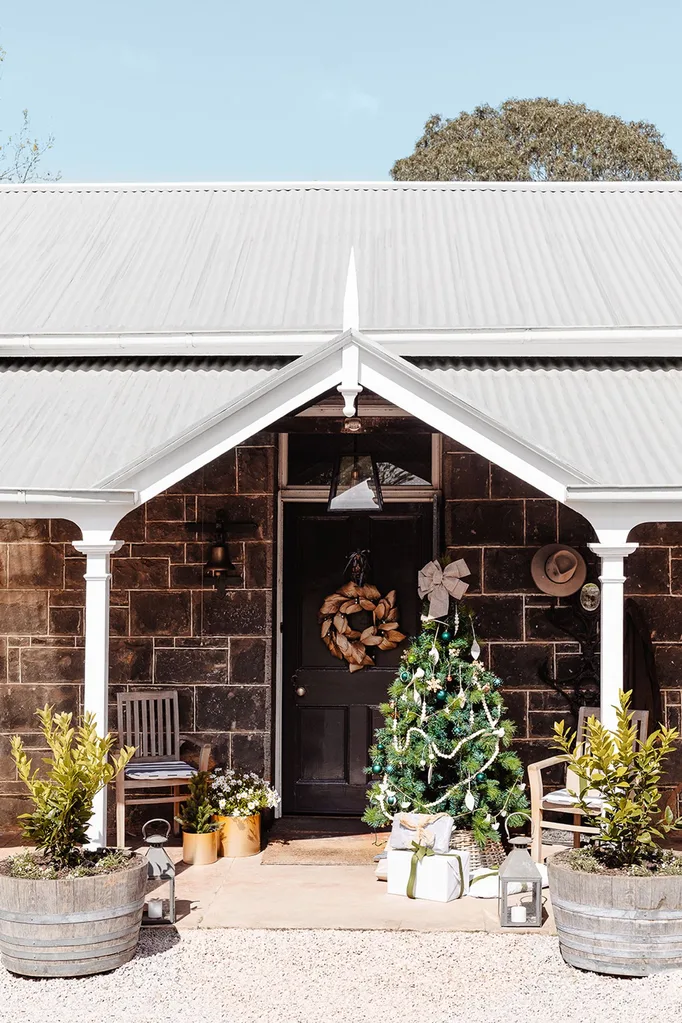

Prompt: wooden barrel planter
xmin=548 ymin=856 xmax=682 ymax=976
xmin=0 ymin=856 xmax=147 ymax=978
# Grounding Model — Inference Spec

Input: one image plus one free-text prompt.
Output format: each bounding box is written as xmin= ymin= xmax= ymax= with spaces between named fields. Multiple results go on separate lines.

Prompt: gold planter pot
xmin=182 ymin=830 xmax=218 ymax=866
xmin=215 ymin=813 xmax=261 ymax=857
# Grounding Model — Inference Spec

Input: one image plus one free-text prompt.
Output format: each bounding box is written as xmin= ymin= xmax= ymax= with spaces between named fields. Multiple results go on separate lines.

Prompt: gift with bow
xmin=386 ymin=815 xmax=469 ymax=902
xmin=390 ymin=812 xmax=453 ymax=854
xmin=417 ymin=559 xmax=470 ymax=619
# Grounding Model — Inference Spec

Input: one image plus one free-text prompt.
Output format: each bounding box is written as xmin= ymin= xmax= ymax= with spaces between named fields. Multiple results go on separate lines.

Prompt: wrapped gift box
xmin=387 ymin=848 xmax=470 ymax=902
xmin=390 ymin=813 xmax=453 ymax=854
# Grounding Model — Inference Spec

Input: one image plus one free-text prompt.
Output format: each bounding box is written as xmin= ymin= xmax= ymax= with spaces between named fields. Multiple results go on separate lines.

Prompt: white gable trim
xmin=98 ymin=331 xmax=586 ymax=511
xmin=3 ymin=334 xmax=682 ymax=538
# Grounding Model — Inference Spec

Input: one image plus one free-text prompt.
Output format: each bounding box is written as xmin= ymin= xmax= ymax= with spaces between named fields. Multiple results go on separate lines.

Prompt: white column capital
xmin=588 ymin=542 xmax=639 ymax=560
xmin=72 ymin=540 xmax=124 ymax=559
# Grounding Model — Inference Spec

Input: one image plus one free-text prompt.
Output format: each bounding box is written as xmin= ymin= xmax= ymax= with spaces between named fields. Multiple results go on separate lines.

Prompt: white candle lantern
xmin=146 ymin=898 xmax=164 ymax=920
xmin=142 ymin=819 xmax=176 ymax=925
xmin=498 ymin=836 xmax=543 ymax=928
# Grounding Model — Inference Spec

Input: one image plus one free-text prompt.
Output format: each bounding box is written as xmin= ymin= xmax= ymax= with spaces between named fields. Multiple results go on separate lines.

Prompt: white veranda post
xmin=73 ymin=537 xmax=123 ymax=847
xmin=588 ymin=543 xmax=638 ymax=732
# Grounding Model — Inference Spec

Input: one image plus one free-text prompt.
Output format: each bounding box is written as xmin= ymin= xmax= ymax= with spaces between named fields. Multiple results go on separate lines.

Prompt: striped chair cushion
xmin=542 ymin=787 xmax=604 ymax=809
xmin=125 ymin=760 xmax=196 ymax=781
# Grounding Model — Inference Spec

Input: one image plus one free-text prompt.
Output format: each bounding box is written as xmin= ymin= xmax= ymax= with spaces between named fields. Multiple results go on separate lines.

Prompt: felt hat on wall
xmin=530 ymin=543 xmax=587 ymax=597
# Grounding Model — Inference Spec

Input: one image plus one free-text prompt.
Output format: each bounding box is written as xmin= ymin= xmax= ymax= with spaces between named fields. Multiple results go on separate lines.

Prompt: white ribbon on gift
xmin=417 ymin=559 xmax=470 ymax=619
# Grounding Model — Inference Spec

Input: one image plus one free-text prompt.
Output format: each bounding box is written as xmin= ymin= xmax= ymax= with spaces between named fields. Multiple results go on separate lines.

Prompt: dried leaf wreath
xmin=318 ymin=582 xmax=405 ymax=672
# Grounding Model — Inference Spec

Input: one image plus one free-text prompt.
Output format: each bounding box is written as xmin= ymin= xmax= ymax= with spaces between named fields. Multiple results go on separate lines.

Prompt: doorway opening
xmin=275 ymin=404 xmax=441 ymax=817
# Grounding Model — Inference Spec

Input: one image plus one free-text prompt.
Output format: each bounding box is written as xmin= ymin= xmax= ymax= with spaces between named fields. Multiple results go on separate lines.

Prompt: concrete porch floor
xmin=139 ymin=842 xmax=559 ymax=933
xmin=0 ymin=833 xmax=558 ymax=932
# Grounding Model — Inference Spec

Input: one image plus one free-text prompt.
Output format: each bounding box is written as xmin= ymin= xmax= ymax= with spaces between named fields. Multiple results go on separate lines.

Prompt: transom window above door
xmin=286 ymin=434 xmax=434 ymax=488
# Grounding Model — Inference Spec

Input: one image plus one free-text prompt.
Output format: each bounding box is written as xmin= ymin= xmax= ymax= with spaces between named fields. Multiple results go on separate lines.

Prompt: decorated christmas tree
xmin=363 ymin=580 xmax=529 ymax=846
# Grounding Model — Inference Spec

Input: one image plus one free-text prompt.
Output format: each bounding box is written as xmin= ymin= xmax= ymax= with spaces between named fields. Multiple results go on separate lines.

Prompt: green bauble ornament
xmin=385 ymin=764 xmax=395 ymax=775
xmin=371 ymin=763 xmax=382 ymax=775
xmin=386 ymin=795 xmax=397 ymax=807
xmin=399 ymin=668 xmax=411 ymax=682
xmin=476 ymin=772 xmax=485 ymax=781
xmin=436 ymin=689 xmax=446 ymax=701
xmin=441 ymin=630 xmax=451 ymax=642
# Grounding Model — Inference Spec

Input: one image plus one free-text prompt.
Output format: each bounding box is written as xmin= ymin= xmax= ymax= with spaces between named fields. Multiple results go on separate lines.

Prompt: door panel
xmin=298 ymin=706 xmax=347 ymax=781
xmin=282 ymin=503 xmax=432 ymax=814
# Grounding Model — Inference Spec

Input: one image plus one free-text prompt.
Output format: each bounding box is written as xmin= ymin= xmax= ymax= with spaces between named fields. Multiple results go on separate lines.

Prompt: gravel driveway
xmin=0 ymin=929 xmax=680 ymax=1023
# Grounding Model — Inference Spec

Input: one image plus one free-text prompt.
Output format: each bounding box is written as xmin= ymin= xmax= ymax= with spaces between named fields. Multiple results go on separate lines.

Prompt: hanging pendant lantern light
xmin=327 ymin=441 xmax=383 ymax=513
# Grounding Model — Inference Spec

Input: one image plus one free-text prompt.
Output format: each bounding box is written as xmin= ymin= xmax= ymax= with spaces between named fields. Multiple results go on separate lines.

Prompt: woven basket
xmin=449 ymin=829 xmax=505 ymax=871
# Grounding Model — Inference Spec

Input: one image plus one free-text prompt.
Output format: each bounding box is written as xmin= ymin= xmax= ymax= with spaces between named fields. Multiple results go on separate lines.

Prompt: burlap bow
xmin=417 ymin=559 xmax=470 ymax=619
xmin=398 ymin=813 xmax=446 ymax=848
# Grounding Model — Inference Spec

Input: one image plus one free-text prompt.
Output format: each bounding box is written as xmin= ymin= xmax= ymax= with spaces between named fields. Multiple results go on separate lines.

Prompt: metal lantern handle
xmin=142 ymin=819 xmax=171 ymax=842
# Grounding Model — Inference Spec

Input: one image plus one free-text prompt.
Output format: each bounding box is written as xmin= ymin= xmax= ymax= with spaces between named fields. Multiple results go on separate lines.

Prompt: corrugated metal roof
xmin=420 ymin=360 xmax=682 ymax=487
xmin=1 ymin=351 xmax=682 ymax=491
xmin=0 ymin=359 xmax=282 ymax=489
xmin=4 ymin=182 xmax=682 ymax=336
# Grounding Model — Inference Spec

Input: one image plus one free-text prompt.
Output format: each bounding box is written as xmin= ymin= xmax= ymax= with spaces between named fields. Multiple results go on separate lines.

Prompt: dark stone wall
xmin=0 ymin=434 xmax=276 ymax=830
xmin=0 ymin=428 xmax=680 ymax=830
xmin=443 ymin=439 xmax=682 ymax=780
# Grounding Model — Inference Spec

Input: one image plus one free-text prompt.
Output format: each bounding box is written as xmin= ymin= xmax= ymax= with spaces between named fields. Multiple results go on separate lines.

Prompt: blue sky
xmin=1 ymin=1 xmax=680 ymax=181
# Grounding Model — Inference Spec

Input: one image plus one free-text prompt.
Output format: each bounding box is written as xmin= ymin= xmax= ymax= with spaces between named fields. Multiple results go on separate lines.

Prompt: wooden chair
xmin=528 ymin=705 xmax=649 ymax=863
xmin=115 ymin=691 xmax=210 ymax=848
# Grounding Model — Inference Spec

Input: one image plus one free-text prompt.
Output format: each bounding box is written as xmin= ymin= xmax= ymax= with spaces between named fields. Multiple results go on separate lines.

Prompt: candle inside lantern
xmin=509 ymin=904 xmax=527 ymax=924
xmin=147 ymin=898 xmax=164 ymax=920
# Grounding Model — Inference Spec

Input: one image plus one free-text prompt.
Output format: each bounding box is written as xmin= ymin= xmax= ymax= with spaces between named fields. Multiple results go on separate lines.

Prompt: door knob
xmin=295 ymin=686 xmax=306 ymax=697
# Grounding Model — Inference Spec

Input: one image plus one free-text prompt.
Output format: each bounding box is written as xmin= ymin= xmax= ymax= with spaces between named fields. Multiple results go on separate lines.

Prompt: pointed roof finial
xmin=342 ymin=247 xmax=359 ymax=331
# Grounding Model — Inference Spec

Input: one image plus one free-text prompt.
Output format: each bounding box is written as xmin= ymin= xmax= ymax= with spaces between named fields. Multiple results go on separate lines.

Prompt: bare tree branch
xmin=0 ymin=45 xmax=58 ymax=183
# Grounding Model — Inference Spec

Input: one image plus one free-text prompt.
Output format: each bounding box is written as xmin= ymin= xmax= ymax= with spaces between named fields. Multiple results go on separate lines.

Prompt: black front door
xmin=282 ymin=503 xmax=432 ymax=814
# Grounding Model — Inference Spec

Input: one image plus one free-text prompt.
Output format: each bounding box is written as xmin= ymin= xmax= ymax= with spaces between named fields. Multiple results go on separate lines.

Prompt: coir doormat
xmin=261 ymin=817 xmax=389 ymax=866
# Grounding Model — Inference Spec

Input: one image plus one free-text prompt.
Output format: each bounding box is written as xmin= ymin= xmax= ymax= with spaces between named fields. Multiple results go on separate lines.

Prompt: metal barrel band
xmin=556 ymin=919 xmax=682 ymax=949
xmin=552 ymin=894 xmax=682 ymax=922
xmin=0 ymin=922 xmax=140 ymax=949
xmin=0 ymin=935 xmax=139 ymax=963
xmin=558 ymin=932 xmax=682 ymax=959
xmin=0 ymin=898 xmax=145 ymax=925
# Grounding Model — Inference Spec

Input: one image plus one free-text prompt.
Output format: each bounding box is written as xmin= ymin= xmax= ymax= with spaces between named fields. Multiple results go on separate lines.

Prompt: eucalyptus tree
xmin=392 ymin=98 xmax=681 ymax=182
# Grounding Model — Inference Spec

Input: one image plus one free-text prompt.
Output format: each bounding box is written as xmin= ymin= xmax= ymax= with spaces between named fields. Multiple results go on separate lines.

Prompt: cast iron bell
xmin=204 ymin=512 xmax=242 ymax=594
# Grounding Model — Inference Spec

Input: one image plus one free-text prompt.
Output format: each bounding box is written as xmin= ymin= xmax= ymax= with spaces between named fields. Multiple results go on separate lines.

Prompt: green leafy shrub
xmin=174 ymin=771 xmax=219 ymax=833
xmin=553 ymin=691 xmax=682 ymax=870
xmin=4 ymin=848 xmax=131 ymax=880
xmin=11 ymin=706 xmax=134 ymax=870
xmin=565 ymin=847 xmax=682 ymax=877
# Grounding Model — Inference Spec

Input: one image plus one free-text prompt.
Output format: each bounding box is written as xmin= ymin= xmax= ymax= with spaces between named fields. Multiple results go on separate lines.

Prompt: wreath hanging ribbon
xmin=319 ymin=581 xmax=405 ymax=672
xmin=417 ymin=559 xmax=471 ymax=619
